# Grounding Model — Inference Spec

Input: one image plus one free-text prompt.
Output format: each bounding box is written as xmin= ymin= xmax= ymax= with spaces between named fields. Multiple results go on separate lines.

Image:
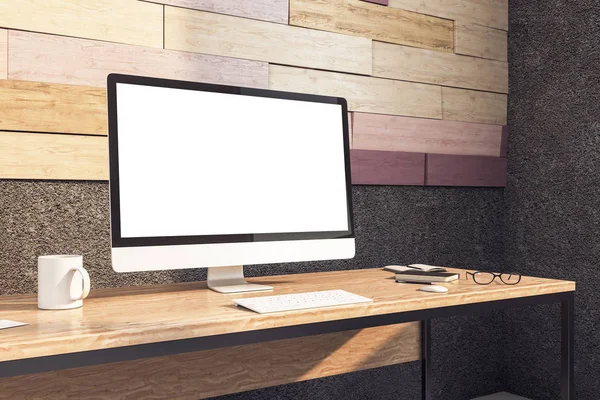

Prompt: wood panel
xmin=426 ymin=154 xmax=507 ymax=187
xmin=353 ymin=113 xmax=503 ymax=157
xmin=0 ymin=29 xmax=6 ymax=79
xmin=0 ymin=269 xmax=575 ymax=362
xmin=388 ymin=0 xmax=508 ymax=31
xmin=290 ymin=0 xmax=453 ymax=52
xmin=0 ymin=80 xmax=106 ymax=135
xmin=8 ymin=31 xmax=268 ymax=89
xmin=351 ymin=149 xmax=425 ymax=185
xmin=145 ymin=0 xmax=289 ymax=24
xmin=0 ymin=132 xmax=108 ymax=180
xmin=373 ymin=41 xmax=508 ymax=93
xmin=348 ymin=112 xmax=354 ymax=148
xmin=501 ymin=126 xmax=509 ymax=157
xmin=0 ymin=323 xmax=419 ymax=399
xmin=442 ymin=87 xmax=507 ymax=125
xmin=0 ymin=0 xmax=163 ymax=48
xmin=455 ymin=23 xmax=508 ymax=62
xmin=269 ymin=65 xmax=442 ymax=119
xmin=164 ymin=6 xmax=372 ymax=75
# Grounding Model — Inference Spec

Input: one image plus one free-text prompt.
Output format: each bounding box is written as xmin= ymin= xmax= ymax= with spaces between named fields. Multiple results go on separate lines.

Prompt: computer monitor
xmin=107 ymin=74 xmax=355 ymax=293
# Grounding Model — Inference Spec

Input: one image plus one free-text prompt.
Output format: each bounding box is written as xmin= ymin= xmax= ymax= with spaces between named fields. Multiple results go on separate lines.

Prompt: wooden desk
xmin=0 ymin=268 xmax=575 ymax=399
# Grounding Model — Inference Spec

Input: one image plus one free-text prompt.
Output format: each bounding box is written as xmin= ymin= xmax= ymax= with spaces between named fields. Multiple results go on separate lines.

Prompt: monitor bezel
xmin=107 ymin=73 xmax=355 ymax=248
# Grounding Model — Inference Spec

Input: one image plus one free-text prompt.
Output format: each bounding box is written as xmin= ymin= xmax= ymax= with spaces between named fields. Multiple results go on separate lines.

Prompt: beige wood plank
xmin=164 ymin=6 xmax=372 ymax=75
xmin=0 ymin=29 xmax=6 ymax=79
xmin=353 ymin=113 xmax=503 ymax=156
xmin=0 ymin=80 xmax=106 ymax=135
xmin=0 ymin=132 xmax=108 ymax=180
xmin=0 ymin=268 xmax=574 ymax=362
xmin=269 ymin=65 xmax=441 ymax=119
xmin=0 ymin=0 xmax=163 ymax=48
xmin=145 ymin=0 xmax=289 ymax=24
xmin=0 ymin=323 xmax=419 ymax=399
xmin=373 ymin=41 xmax=508 ymax=93
xmin=455 ymin=22 xmax=508 ymax=62
xmin=8 ymin=31 xmax=268 ymax=89
xmin=389 ymin=0 xmax=508 ymax=31
xmin=442 ymin=87 xmax=507 ymax=125
xmin=290 ymin=0 xmax=453 ymax=52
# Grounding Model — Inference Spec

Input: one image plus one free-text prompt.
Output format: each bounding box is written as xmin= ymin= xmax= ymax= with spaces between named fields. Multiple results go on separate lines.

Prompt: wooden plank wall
xmin=0 ymin=0 xmax=508 ymax=188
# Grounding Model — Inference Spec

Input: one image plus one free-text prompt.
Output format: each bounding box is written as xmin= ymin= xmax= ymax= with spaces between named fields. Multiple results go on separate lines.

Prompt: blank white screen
xmin=116 ymin=83 xmax=349 ymax=238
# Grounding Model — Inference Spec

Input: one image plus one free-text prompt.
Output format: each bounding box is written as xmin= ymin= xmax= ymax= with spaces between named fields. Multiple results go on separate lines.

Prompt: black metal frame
xmin=0 ymin=291 xmax=574 ymax=399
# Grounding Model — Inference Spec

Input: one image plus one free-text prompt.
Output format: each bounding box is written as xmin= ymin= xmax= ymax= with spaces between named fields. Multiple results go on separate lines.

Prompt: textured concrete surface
xmin=505 ymin=1 xmax=600 ymax=399
xmin=0 ymin=180 xmax=505 ymax=399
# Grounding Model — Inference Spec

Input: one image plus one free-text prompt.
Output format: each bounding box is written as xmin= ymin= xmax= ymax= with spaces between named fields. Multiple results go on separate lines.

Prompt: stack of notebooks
xmin=384 ymin=264 xmax=459 ymax=283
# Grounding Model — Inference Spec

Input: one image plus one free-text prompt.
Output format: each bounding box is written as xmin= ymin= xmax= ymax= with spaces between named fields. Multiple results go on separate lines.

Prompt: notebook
xmin=0 ymin=320 xmax=27 ymax=330
xmin=384 ymin=264 xmax=447 ymax=273
xmin=395 ymin=271 xmax=459 ymax=283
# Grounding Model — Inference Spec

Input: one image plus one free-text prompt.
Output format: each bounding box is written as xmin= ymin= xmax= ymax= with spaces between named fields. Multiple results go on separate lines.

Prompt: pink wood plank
xmin=500 ymin=126 xmax=508 ymax=157
xmin=145 ymin=0 xmax=289 ymax=24
xmin=348 ymin=112 xmax=354 ymax=148
xmin=353 ymin=112 xmax=503 ymax=157
xmin=351 ymin=149 xmax=425 ymax=185
xmin=361 ymin=0 xmax=389 ymax=5
xmin=426 ymin=154 xmax=506 ymax=187
xmin=8 ymin=31 xmax=268 ymax=89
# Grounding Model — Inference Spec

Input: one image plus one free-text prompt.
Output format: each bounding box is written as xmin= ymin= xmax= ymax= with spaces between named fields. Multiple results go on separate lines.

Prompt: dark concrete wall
xmin=0 ymin=180 xmax=505 ymax=399
xmin=505 ymin=1 xmax=600 ymax=399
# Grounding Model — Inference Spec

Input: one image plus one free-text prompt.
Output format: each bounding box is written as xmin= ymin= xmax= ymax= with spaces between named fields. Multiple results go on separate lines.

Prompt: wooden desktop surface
xmin=0 ymin=268 xmax=575 ymax=363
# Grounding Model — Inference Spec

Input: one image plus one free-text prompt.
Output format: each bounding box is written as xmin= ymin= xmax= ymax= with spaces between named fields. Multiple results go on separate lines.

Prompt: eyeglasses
xmin=465 ymin=271 xmax=522 ymax=285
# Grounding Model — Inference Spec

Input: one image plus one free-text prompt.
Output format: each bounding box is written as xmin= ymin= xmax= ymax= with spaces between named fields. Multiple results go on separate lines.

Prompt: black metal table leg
xmin=422 ymin=319 xmax=432 ymax=400
xmin=561 ymin=292 xmax=575 ymax=400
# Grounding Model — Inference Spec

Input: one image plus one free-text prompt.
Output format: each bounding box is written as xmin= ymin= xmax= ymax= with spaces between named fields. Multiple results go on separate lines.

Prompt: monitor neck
xmin=207 ymin=266 xmax=273 ymax=294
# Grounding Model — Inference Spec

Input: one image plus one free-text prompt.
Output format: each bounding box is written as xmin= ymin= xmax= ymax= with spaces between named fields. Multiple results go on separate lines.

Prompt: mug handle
xmin=70 ymin=266 xmax=91 ymax=301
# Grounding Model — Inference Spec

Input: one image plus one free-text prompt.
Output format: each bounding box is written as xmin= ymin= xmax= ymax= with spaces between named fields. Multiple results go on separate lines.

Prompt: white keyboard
xmin=233 ymin=290 xmax=373 ymax=314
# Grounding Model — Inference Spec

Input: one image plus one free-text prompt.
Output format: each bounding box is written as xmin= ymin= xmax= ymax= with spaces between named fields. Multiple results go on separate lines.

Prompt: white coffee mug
xmin=38 ymin=255 xmax=91 ymax=310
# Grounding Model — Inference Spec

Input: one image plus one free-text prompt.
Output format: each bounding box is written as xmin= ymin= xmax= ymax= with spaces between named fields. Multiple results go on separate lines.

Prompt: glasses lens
xmin=472 ymin=272 xmax=495 ymax=284
xmin=501 ymin=273 xmax=521 ymax=285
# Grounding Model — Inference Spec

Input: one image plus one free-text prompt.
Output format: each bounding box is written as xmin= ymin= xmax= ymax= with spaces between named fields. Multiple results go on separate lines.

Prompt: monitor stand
xmin=207 ymin=266 xmax=273 ymax=294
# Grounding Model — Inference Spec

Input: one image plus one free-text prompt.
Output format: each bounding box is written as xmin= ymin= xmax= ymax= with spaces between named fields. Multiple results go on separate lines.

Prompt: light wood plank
xmin=0 ymin=0 xmax=163 ymax=48
xmin=388 ymin=0 xmax=508 ymax=31
xmin=373 ymin=41 xmax=508 ymax=93
xmin=351 ymin=149 xmax=425 ymax=185
xmin=165 ymin=6 xmax=372 ymax=75
xmin=0 ymin=132 xmax=108 ymax=180
xmin=269 ymin=65 xmax=442 ymax=119
xmin=8 ymin=31 xmax=268 ymax=89
xmin=353 ymin=113 xmax=503 ymax=156
xmin=442 ymin=87 xmax=507 ymax=125
xmin=145 ymin=0 xmax=288 ymax=24
xmin=0 ymin=29 xmax=6 ymax=79
xmin=0 ymin=80 xmax=106 ymax=135
xmin=455 ymin=22 xmax=508 ymax=62
xmin=0 ymin=323 xmax=419 ymax=399
xmin=290 ymin=0 xmax=453 ymax=52
xmin=426 ymin=154 xmax=507 ymax=187
xmin=0 ymin=269 xmax=575 ymax=363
